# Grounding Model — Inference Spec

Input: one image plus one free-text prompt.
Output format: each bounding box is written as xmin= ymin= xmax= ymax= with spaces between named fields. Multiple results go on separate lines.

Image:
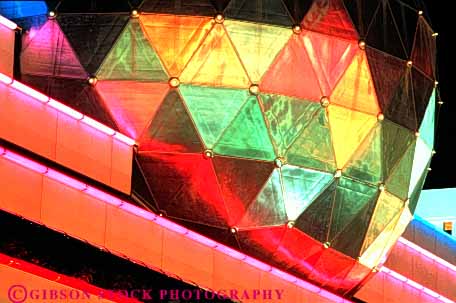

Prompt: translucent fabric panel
xmin=179 ymin=84 xmax=249 ymax=148
xmin=330 ymin=51 xmax=380 ymax=115
xmin=260 ymin=93 xmax=321 ymax=157
xmin=343 ymin=0 xmax=379 ymax=37
xmin=224 ymin=0 xmax=293 ymax=27
xmin=139 ymin=14 xmax=212 ymax=77
xmin=139 ymin=90 xmax=203 ymax=153
xmin=385 ymin=141 xmax=415 ymax=200
xmin=328 ymin=105 xmax=377 ymax=169
xmin=412 ymin=18 xmax=436 ymax=79
xmin=213 ymin=156 xmax=274 ymax=225
xmin=181 ymin=23 xmax=250 ymax=88
xmin=419 ymin=90 xmax=436 ymax=150
xmin=57 ymin=15 xmax=128 ymax=75
xmin=329 ymin=177 xmax=377 ymax=241
xmin=238 ymin=169 xmax=287 ymax=228
xmin=408 ymin=138 xmax=432 ymax=196
xmin=281 ymin=165 xmax=333 ymax=221
xmin=138 ymin=152 xmax=230 ymax=227
xmin=361 ymin=191 xmax=404 ymax=255
xmin=412 ymin=67 xmax=435 ymax=127
xmin=260 ymin=34 xmax=323 ymax=102
xmin=303 ymin=31 xmax=358 ymax=96
xmin=366 ymin=46 xmax=406 ymax=112
xmin=302 ymin=0 xmax=358 ymax=40
xmin=20 ymin=20 xmax=87 ymax=79
xmin=97 ymin=19 xmax=168 ymax=80
xmin=214 ymin=97 xmax=275 ymax=161
xmin=344 ymin=124 xmax=382 ymax=184
xmin=139 ymin=0 xmax=217 ymax=16
xmin=295 ymin=181 xmax=338 ymax=243
xmin=286 ymin=108 xmax=336 ymax=172
xmin=224 ymin=20 xmax=291 ymax=84
xmin=96 ymin=81 xmax=169 ymax=139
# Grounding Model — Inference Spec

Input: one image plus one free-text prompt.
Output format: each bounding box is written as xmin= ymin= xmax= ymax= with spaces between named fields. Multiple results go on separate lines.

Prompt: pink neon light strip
xmin=380 ymin=267 xmax=455 ymax=303
xmin=0 ymin=15 xmax=17 ymax=30
xmin=0 ymin=145 xmax=353 ymax=303
xmin=0 ymin=72 xmax=136 ymax=146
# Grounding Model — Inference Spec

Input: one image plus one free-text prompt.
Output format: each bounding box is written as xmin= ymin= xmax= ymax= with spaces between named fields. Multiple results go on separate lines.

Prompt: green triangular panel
xmin=97 ymin=19 xmax=168 ymax=81
xmin=419 ymin=90 xmax=436 ymax=150
xmin=329 ymin=176 xmax=378 ymax=241
xmin=214 ymin=97 xmax=276 ymax=161
xmin=282 ymin=165 xmax=334 ymax=221
xmin=408 ymin=138 xmax=433 ymax=196
xmin=382 ymin=119 xmax=415 ymax=178
xmin=295 ymin=180 xmax=338 ymax=243
xmin=385 ymin=142 xmax=415 ymax=200
xmin=408 ymin=160 xmax=430 ymax=214
xmin=180 ymin=84 xmax=249 ymax=148
xmin=285 ymin=108 xmax=336 ymax=172
xmin=139 ymin=90 xmax=203 ymax=153
xmin=260 ymin=93 xmax=321 ymax=157
xmin=238 ymin=169 xmax=287 ymax=228
xmin=344 ymin=124 xmax=383 ymax=184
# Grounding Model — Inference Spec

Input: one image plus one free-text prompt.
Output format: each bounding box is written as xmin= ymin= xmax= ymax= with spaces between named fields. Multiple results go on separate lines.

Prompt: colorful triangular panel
xmin=180 ymin=84 xmax=249 ymax=148
xmin=385 ymin=141 xmax=415 ymax=200
xmin=97 ymin=19 xmax=168 ymax=80
xmin=301 ymin=0 xmax=358 ymax=40
xmin=282 ymin=165 xmax=333 ymax=221
xmin=328 ymin=105 xmax=377 ymax=169
xmin=224 ymin=20 xmax=291 ymax=84
xmin=225 ymin=0 xmax=293 ymax=26
xmin=412 ymin=67 xmax=435 ymax=127
xmin=343 ymin=0 xmax=379 ymax=38
xmin=260 ymin=34 xmax=323 ymax=102
xmin=408 ymin=160 xmax=430 ymax=214
xmin=419 ymin=90 xmax=436 ymax=150
xmin=57 ymin=14 xmax=129 ymax=75
xmin=139 ymin=90 xmax=204 ymax=153
xmin=96 ymin=80 xmax=169 ymax=139
xmin=139 ymin=14 xmax=212 ymax=77
xmin=214 ymin=97 xmax=276 ymax=161
xmin=389 ymin=0 xmax=419 ymax=56
xmin=21 ymin=20 xmax=87 ymax=78
xmin=408 ymin=138 xmax=432 ymax=197
xmin=412 ymin=18 xmax=436 ymax=79
xmin=330 ymin=50 xmax=380 ymax=115
xmin=260 ymin=93 xmax=321 ymax=157
xmin=382 ymin=120 xmax=415 ymax=178
xmin=286 ymin=108 xmax=336 ymax=172
xmin=140 ymin=0 xmax=217 ymax=15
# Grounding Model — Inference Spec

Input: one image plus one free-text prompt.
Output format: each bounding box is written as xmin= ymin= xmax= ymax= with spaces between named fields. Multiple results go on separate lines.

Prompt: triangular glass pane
xmin=260 ymin=93 xmax=321 ymax=157
xmin=408 ymin=138 xmax=432 ymax=196
xmin=329 ymin=176 xmax=377 ymax=241
xmin=139 ymin=14 xmax=212 ymax=77
xmin=408 ymin=160 xmax=430 ymax=214
xmin=58 ymin=14 xmax=128 ymax=75
xmin=412 ymin=67 xmax=435 ymax=127
xmin=282 ymin=165 xmax=333 ymax=221
xmin=20 ymin=20 xmax=87 ymax=78
xmin=389 ymin=0 xmax=419 ymax=57
xmin=224 ymin=20 xmax=291 ymax=84
xmin=385 ymin=141 xmax=415 ymax=200
xmin=131 ymin=155 xmax=158 ymax=211
xmin=97 ymin=19 xmax=168 ymax=80
xmin=343 ymin=0 xmax=380 ymax=37
xmin=180 ymin=23 xmax=250 ymax=88
xmin=260 ymin=34 xmax=323 ymax=102
xmin=366 ymin=46 xmax=406 ymax=112
xmin=213 ymin=156 xmax=274 ymax=225
xmin=237 ymin=226 xmax=287 ymax=264
xmin=238 ymin=169 xmax=287 ymax=228
xmin=214 ymin=96 xmax=276 ymax=161
xmin=295 ymin=180 xmax=338 ymax=243
xmin=139 ymin=0 xmax=217 ymax=15
xmin=328 ymin=105 xmax=377 ymax=169
xmin=419 ymin=90 xmax=436 ymax=150
xmin=180 ymin=84 xmax=249 ymax=148
xmin=96 ymin=80 xmax=169 ymax=139
xmin=344 ymin=124 xmax=383 ymax=184
xmin=412 ymin=18 xmax=436 ymax=79
xmin=330 ymin=50 xmax=380 ymax=115
xmin=225 ymin=0 xmax=293 ymax=27
xmin=286 ymin=108 xmax=336 ymax=172
xmin=139 ymin=90 xmax=204 ymax=153
xmin=302 ymin=0 xmax=358 ymax=40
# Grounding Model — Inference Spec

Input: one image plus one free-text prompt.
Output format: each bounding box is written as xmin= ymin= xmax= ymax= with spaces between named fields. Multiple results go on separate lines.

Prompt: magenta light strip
xmin=380 ymin=267 xmax=455 ymax=303
xmin=0 ymin=145 xmax=353 ymax=303
xmin=0 ymin=15 xmax=17 ymax=30
xmin=0 ymin=72 xmax=136 ymax=146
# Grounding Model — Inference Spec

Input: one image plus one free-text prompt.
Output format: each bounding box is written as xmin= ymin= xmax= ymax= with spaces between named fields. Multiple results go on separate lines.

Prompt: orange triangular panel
xmin=260 ymin=34 xmax=322 ymax=102
xmin=180 ymin=23 xmax=250 ymax=88
xmin=139 ymin=14 xmax=212 ymax=77
xmin=330 ymin=50 xmax=380 ymax=115
xmin=96 ymin=81 xmax=169 ymax=140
